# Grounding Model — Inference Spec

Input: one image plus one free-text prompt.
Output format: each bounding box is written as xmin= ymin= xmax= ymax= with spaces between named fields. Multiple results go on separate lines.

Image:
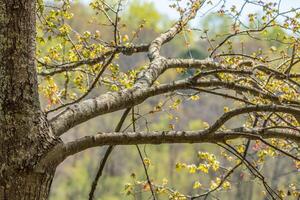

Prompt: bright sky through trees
xmin=81 ymin=0 xmax=300 ymax=21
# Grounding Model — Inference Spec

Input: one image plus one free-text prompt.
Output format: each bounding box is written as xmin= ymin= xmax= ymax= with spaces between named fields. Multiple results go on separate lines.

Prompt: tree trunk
xmin=0 ymin=171 xmax=54 ymax=200
xmin=0 ymin=0 xmax=59 ymax=199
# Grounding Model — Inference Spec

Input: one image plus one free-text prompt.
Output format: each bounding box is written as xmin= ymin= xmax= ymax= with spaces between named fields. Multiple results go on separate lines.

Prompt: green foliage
xmin=124 ymin=0 xmax=168 ymax=30
xmin=200 ymin=13 xmax=232 ymax=36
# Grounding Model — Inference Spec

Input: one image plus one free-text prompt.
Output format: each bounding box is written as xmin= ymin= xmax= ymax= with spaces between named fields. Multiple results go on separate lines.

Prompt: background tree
xmin=0 ymin=0 xmax=300 ymax=199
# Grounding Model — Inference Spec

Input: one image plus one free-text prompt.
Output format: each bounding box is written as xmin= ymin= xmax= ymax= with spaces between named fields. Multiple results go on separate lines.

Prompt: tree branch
xmin=49 ymin=0 xmax=203 ymax=136
xmin=38 ymin=44 xmax=149 ymax=76
xmin=47 ymin=128 xmax=299 ymax=166
xmin=50 ymin=74 xmax=300 ymax=136
xmin=134 ymin=0 xmax=202 ymax=89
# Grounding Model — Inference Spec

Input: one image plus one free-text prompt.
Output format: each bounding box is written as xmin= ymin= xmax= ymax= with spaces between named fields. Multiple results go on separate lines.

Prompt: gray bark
xmin=0 ymin=1 xmax=59 ymax=199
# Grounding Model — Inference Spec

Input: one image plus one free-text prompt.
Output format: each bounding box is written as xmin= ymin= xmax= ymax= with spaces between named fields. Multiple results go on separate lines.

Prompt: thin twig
xmin=132 ymin=107 xmax=157 ymax=200
xmin=88 ymin=107 xmax=132 ymax=200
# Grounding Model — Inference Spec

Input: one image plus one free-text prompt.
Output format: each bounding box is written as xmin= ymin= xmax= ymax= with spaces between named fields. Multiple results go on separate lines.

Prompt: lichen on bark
xmin=0 ymin=1 xmax=59 ymax=199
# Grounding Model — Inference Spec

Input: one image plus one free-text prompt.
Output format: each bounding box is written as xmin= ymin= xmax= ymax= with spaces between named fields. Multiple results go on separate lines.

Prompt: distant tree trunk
xmin=247 ymin=182 xmax=254 ymax=200
xmin=235 ymin=169 xmax=244 ymax=199
xmin=0 ymin=1 xmax=59 ymax=199
xmin=168 ymin=144 xmax=177 ymax=185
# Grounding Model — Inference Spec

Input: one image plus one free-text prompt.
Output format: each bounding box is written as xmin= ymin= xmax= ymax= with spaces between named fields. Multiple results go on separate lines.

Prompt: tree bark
xmin=0 ymin=171 xmax=54 ymax=200
xmin=0 ymin=1 xmax=59 ymax=199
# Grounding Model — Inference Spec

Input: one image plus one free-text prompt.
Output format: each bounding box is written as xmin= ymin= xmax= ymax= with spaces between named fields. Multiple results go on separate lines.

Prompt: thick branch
xmin=49 ymin=1 xmax=202 ymax=136
xmin=44 ymin=103 xmax=300 ymax=167
xmin=50 ymin=76 xmax=299 ymax=136
xmin=134 ymin=0 xmax=202 ymax=89
xmin=166 ymin=58 xmax=224 ymax=69
xmin=47 ymin=128 xmax=300 ymax=166
xmin=48 ymin=1 xmax=300 ymax=139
